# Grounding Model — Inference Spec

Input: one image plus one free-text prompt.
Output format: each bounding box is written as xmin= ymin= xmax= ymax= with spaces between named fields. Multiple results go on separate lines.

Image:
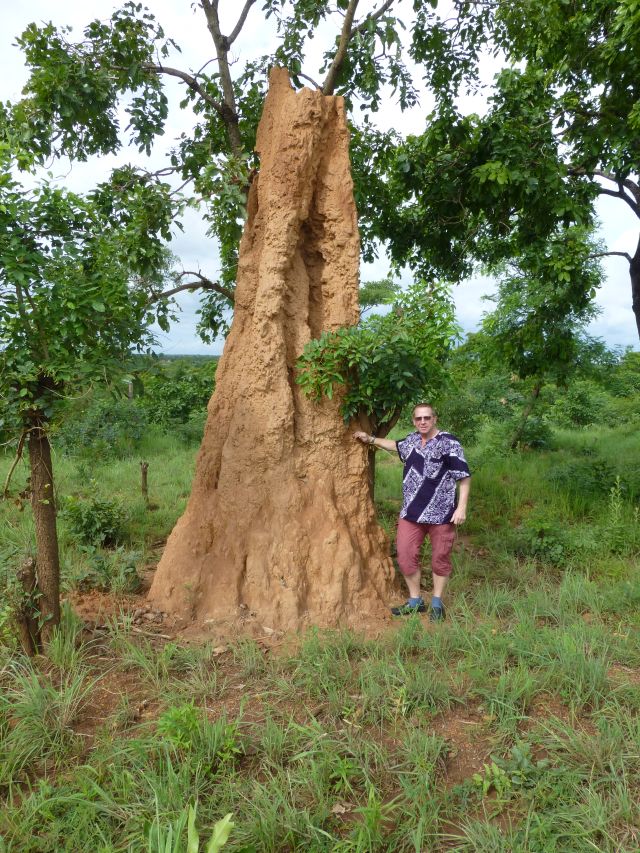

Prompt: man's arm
xmin=451 ymin=476 xmax=470 ymax=525
xmin=353 ymin=431 xmax=398 ymax=452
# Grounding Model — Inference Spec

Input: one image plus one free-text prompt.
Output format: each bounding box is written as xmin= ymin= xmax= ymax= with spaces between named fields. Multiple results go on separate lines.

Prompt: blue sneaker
xmin=429 ymin=604 xmax=446 ymax=622
xmin=391 ymin=600 xmax=426 ymax=616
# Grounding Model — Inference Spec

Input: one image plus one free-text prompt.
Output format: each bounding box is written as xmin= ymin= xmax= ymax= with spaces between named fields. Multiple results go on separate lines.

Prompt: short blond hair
xmin=413 ymin=402 xmax=436 ymax=417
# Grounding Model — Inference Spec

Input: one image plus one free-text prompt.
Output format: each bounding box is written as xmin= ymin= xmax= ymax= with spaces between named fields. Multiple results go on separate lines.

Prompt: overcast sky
xmin=2 ymin=1 xmax=638 ymax=354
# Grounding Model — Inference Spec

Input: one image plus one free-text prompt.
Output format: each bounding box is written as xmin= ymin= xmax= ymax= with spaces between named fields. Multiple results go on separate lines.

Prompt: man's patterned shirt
xmin=396 ymin=431 xmax=470 ymax=524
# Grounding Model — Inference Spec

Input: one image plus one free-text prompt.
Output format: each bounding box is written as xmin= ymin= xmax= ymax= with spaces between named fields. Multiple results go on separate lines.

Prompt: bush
xmin=546 ymin=454 xmax=618 ymax=498
xmin=512 ymin=516 xmax=568 ymax=566
xmin=55 ymin=397 xmax=148 ymax=460
xmin=547 ymin=380 xmax=614 ymax=428
xmin=62 ymin=492 xmax=126 ymax=547
xmin=138 ymin=361 xmax=216 ymax=427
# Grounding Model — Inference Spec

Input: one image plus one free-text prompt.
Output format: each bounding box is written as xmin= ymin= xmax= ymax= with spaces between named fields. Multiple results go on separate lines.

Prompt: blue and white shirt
xmin=396 ymin=431 xmax=470 ymax=524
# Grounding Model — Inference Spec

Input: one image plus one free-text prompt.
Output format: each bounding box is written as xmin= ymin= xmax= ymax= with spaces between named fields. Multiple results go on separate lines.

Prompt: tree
xmin=0 ymin=145 xmax=176 ymax=649
xmin=470 ymin=227 xmax=605 ymax=447
xmin=372 ymin=0 xmax=640 ymax=338
xmin=3 ymin=0 xmax=444 ymax=339
xmin=297 ymin=279 xmax=458 ymax=494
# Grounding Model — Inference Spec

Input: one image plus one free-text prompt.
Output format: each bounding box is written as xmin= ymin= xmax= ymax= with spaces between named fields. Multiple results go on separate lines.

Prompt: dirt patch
xmin=433 ymin=707 xmax=493 ymax=786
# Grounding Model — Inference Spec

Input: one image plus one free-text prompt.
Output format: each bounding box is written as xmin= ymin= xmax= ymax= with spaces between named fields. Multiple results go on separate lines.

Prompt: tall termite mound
xmin=148 ymin=68 xmax=394 ymax=631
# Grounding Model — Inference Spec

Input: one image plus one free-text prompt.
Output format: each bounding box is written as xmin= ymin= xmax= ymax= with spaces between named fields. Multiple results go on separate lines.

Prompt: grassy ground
xmin=0 ymin=423 xmax=639 ymax=851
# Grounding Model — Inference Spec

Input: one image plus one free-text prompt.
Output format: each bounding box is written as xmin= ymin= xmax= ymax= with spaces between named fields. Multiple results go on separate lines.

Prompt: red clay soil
xmin=148 ymin=68 xmax=395 ymax=636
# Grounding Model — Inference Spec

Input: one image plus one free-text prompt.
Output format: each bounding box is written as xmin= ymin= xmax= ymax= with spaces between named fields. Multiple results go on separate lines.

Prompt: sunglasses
xmin=414 ymin=415 xmax=434 ymax=421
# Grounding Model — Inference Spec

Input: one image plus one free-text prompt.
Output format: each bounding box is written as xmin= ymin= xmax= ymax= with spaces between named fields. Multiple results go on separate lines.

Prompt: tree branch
xmin=351 ymin=0 xmax=396 ymax=36
xmin=2 ymin=430 xmax=27 ymax=500
xmin=590 ymin=250 xmax=632 ymax=262
xmin=323 ymin=0 xmax=361 ymax=95
xmin=597 ymin=185 xmax=640 ymax=217
xmin=228 ymin=0 xmax=258 ymax=46
xmin=142 ymin=63 xmax=227 ymax=118
xmin=592 ymin=169 xmax=640 ymax=200
xmin=297 ymin=72 xmax=322 ymax=90
xmin=148 ymin=270 xmax=235 ymax=305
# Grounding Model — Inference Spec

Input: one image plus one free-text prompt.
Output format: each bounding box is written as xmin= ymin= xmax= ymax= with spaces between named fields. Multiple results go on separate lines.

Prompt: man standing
xmin=354 ymin=403 xmax=470 ymax=620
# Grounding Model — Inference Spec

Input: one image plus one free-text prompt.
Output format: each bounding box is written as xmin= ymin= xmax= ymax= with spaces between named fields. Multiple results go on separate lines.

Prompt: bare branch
xmin=590 ymin=250 xmax=632 ymax=263
xmin=142 ymin=63 xmax=227 ymax=118
xmin=588 ymin=169 xmax=640 ymax=208
xmin=2 ymin=430 xmax=28 ymax=500
xmin=597 ymin=185 xmax=640 ymax=217
xmin=149 ymin=270 xmax=235 ymax=305
xmin=200 ymin=0 xmax=243 ymax=156
xmin=297 ymin=72 xmax=322 ymax=90
xmin=323 ymin=0 xmax=361 ymax=95
xmin=228 ymin=0 xmax=258 ymax=46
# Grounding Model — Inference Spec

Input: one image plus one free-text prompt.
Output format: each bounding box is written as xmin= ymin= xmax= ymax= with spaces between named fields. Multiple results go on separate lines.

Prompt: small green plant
xmin=147 ymin=801 xmax=233 ymax=853
xmin=62 ymin=489 xmax=126 ymax=546
xmin=472 ymin=761 xmax=512 ymax=799
xmin=71 ymin=546 xmax=142 ymax=593
xmin=157 ymin=702 xmax=201 ymax=750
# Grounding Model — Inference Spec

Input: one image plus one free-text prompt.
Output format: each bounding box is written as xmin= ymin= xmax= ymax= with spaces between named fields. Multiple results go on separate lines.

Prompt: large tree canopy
xmin=375 ymin=0 xmax=640 ymax=338
xmin=2 ymin=0 xmax=474 ymax=339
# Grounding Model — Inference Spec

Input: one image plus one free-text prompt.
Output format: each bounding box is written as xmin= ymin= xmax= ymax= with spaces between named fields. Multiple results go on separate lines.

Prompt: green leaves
xmin=0 ymin=155 xmax=177 ymax=434
xmin=297 ymin=279 xmax=459 ymax=433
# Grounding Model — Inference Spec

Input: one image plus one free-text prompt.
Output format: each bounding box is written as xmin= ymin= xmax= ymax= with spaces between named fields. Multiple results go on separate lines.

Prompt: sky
xmin=1 ymin=0 xmax=638 ymax=354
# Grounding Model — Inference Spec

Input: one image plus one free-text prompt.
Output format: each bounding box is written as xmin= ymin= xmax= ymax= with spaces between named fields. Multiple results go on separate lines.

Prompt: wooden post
xmin=140 ymin=461 xmax=149 ymax=507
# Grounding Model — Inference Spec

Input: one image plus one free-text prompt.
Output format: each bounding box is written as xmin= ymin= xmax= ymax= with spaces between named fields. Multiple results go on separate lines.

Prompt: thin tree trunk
xmin=510 ymin=382 xmax=543 ymax=449
xmin=200 ymin=0 xmax=243 ymax=158
xmin=363 ymin=409 xmax=401 ymax=502
xmin=630 ymin=237 xmax=640 ymax=340
xmin=28 ymin=420 xmax=61 ymax=642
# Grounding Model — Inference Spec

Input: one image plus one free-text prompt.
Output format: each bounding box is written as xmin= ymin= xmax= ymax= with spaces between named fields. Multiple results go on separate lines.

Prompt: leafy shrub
xmin=297 ymin=280 xmax=456 ymax=429
xmin=172 ymin=410 xmax=207 ymax=445
xmin=438 ymin=372 xmax=521 ymax=445
xmin=62 ymin=493 xmax=126 ymax=546
xmin=469 ymin=415 xmax=553 ymax=470
xmin=513 ymin=414 xmax=554 ymax=449
xmin=55 ymin=397 xmax=148 ymax=459
xmin=512 ymin=517 xmax=568 ymax=566
xmin=547 ymin=454 xmax=617 ymax=497
xmin=547 ymin=380 xmax=614 ymax=428
xmin=138 ymin=361 xmax=216 ymax=427
xmin=606 ymin=350 xmax=640 ymax=397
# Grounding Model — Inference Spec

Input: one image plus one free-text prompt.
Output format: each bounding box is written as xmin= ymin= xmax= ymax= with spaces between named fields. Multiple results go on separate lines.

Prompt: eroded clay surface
xmin=148 ymin=68 xmax=394 ymax=632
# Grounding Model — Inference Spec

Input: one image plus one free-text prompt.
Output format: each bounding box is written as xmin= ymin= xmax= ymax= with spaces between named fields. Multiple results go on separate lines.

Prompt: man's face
xmin=413 ymin=407 xmax=436 ymax=436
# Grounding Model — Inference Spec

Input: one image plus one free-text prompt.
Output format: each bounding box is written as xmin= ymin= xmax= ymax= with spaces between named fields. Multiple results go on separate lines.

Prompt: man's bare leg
xmin=432 ymin=573 xmax=448 ymax=599
xmin=405 ymin=570 xmax=422 ymax=599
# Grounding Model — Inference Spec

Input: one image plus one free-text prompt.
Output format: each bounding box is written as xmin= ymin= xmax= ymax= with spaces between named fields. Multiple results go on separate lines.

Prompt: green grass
xmin=1 ymin=418 xmax=640 ymax=850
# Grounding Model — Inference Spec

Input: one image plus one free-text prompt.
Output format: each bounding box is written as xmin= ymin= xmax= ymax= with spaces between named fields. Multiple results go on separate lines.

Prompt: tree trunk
xmin=510 ymin=382 xmax=542 ymax=449
xmin=149 ymin=69 xmax=394 ymax=632
xmin=631 ymin=239 xmax=640 ymax=340
xmin=28 ymin=420 xmax=61 ymax=643
xmin=361 ymin=410 xmax=401 ymax=502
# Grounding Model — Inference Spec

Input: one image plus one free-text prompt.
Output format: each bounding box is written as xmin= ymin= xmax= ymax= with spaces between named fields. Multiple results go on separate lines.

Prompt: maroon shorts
xmin=396 ymin=518 xmax=456 ymax=578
